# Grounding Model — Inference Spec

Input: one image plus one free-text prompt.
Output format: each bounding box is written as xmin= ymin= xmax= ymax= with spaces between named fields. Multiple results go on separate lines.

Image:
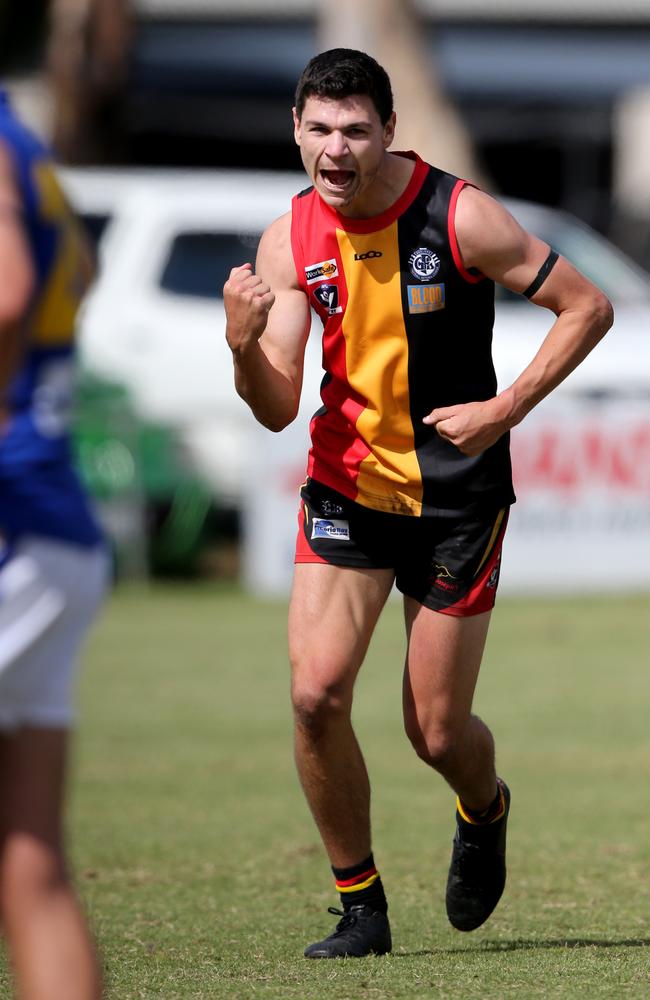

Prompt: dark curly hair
xmin=295 ymin=49 xmax=393 ymax=125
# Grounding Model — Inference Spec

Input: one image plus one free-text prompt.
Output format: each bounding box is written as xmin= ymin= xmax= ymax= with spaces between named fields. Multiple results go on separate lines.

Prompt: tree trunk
xmin=47 ymin=0 xmax=133 ymax=162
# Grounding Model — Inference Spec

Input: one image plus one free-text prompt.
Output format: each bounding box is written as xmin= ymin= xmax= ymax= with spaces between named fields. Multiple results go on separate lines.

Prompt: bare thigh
xmin=402 ymin=599 xmax=492 ymax=748
xmin=289 ymin=563 xmax=395 ymax=707
xmin=0 ymin=727 xmax=68 ymax=857
xmin=0 ymin=728 xmax=103 ymax=1000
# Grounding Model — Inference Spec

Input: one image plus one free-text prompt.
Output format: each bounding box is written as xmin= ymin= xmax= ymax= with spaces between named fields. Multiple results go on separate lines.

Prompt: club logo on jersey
xmin=311 ymin=518 xmax=350 ymax=541
xmin=305 ymin=258 xmax=339 ymax=284
xmin=313 ymin=283 xmax=343 ymax=315
xmin=407 ymin=284 xmax=445 ymax=314
xmin=354 ymin=250 xmax=383 ymax=261
xmin=408 ymin=247 xmax=441 ymax=281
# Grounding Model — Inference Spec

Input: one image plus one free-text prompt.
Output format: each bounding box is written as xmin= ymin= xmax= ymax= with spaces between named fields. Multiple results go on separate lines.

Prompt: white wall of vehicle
xmin=505 ymin=396 xmax=650 ymax=592
xmin=63 ymin=170 xmax=304 ymax=504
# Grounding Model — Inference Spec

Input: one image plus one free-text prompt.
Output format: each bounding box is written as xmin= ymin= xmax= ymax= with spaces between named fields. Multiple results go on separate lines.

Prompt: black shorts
xmin=295 ymin=479 xmax=509 ymax=617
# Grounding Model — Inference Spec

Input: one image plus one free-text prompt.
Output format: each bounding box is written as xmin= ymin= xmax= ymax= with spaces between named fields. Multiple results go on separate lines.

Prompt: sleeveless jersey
xmin=0 ymin=90 xmax=102 ymax=548
xmin=290 ymin=151 xmax=515 ymax=518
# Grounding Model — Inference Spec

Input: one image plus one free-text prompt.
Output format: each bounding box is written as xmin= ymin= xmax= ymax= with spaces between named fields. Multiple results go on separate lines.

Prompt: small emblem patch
xmin=428 ymin=562 xmax=459 ymax=590
xmin=311 ymin=518 xmax=350 ymax=540
xmin=407 ymin=284 xmax=445 ymax=314
xmin=313 ymin=283 xmax=343 ymax=315
xmin=408 ymin=247 xmax=441 ymax=281
xmin=487 ymin=554 xmax=501 ymax=589
xmin=320 ymin=499 xmax=344 ymax=516
xmin=305 ymin=259 xmax=339 ymax=285
xmin=434 ymin=562 xmax=456 ymax=579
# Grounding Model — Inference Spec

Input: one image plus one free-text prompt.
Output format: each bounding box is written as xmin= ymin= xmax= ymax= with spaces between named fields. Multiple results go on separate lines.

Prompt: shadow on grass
xmin=395 ymin=937 xmax=650 ymax=957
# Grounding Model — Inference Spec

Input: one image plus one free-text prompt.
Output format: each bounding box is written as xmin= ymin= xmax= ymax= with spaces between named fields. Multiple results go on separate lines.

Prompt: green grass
xmin=3 ymin=584 xmax=650 ymax=998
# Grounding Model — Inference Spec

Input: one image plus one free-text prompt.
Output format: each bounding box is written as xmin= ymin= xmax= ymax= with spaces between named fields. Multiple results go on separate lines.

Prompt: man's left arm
xmin=424 ymin=186 xmax=614 ymax=456
xmin=0 ymin=143 xmax=35 ymax=411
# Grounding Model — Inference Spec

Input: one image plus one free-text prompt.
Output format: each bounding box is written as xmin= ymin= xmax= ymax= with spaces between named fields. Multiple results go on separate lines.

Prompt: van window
xmin=501 ymin=200 xmax=650 ymax=304
xmin=81 ymin=212 xmax=111 ymax=247
xmin=159 ymin=231 xmax=261 ymax=299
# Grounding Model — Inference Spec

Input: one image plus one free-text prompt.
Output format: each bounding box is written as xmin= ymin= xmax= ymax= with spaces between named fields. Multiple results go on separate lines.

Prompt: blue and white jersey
xmin=0 ymin=89 xmax=102 ymax=548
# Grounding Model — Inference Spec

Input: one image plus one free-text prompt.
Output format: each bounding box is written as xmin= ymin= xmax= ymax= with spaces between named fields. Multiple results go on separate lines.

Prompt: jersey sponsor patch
xmin=408 ymin=247 xmax=441 ymax=281
xmin=305 ymin=258 xmax=339 ymax=285
xmin=407 ymin=283 xmax=445 ymax=313
xmin=311 ymin=518 xmax=350 ymax=541
xmin=313 ymin=283 xmax=343 ymax=315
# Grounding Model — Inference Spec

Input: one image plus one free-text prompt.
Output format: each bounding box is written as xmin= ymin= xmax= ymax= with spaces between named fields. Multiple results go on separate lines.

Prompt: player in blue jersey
xmin=0 ymin=90 xmax=107 ymax=999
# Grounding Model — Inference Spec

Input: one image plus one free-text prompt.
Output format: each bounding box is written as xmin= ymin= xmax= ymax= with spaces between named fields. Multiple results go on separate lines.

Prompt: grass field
xmin=2 ymin=583 xmax=649 ymax=998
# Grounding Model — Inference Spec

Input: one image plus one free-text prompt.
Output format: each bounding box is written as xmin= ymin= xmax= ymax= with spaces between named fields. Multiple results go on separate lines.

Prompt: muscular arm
xmin=0 ymin=143 xmax=35 ymax=408
xmin=424 ymin=186 xmax=614 ymax=455
xmin=224 ymin=212 xmax=310 ymax=432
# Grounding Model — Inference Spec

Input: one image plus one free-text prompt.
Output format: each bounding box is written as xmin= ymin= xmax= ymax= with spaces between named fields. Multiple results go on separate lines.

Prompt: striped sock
xmin=332 ymin=853 xmax=388 ymax=914
xmin=458 ymin=778 xmax=507 ymax=825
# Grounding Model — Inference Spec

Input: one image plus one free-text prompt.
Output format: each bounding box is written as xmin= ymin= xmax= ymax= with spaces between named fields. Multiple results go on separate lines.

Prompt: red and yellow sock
xmin=457 ymin=778 xmax=507 ymax=825
xmin=332 ymin=853 xmax=387 ymax=914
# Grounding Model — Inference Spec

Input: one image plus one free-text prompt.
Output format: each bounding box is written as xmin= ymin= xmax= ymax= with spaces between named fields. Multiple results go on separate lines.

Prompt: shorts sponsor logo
xmin=407 ymin=283 xmax=445 ymax=314
xmin=354 ymin=250 xmax=383 ymax=260
xmin=305 ymin=259 xmax=338 ymax=284
xmin=320 ymin=499 xmax=344 ymax=516
xmin=434 ymin=562 xmax=455 ymax=579
xmin=313 ymin=283 xmax=343 ymax=315
xmin=429 ymin=562 xmax=459 ymax=591
xmin=312 ymin=518 xmax=350 ymax=541
xmin=486 ymin=554 xmax=501 ymax=589
xmin=408 ymin=247 xmax=441 ymax=281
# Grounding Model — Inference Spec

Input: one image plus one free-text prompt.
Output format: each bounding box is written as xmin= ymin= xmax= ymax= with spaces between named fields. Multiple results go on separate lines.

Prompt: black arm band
xmin=522 ymin=249 xmax=559 ymax=299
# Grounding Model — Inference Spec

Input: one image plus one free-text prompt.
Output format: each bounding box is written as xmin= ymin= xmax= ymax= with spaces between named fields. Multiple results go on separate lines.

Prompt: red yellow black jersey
xmin=290 ymin=151 xmax=515 ymax=517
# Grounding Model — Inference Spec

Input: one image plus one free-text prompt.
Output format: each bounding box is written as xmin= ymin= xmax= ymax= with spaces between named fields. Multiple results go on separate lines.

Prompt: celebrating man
xmin=224 ymin=49 xmax=613 ymax=958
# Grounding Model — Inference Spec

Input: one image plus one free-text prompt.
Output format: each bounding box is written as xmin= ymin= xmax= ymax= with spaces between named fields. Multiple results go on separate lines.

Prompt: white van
xmin=60 ymin=168 xmax=650 ymax=592
xmin=60 ymin=169 xmax=314 ymax=504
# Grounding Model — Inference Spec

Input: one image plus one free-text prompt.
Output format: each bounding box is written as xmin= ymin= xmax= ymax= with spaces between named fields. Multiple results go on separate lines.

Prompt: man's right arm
xmin=224 ymin=212 xmax=310 ymax=432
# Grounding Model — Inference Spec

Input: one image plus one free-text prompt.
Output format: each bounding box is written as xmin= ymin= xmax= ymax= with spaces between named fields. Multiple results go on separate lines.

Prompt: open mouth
xmin=320 ymin=168 xmax=355 ymax=191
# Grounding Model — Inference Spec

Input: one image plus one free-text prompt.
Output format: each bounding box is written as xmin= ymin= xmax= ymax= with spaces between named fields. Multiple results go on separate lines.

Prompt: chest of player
xmin=304 ymin=226 xmax=473 ymax=335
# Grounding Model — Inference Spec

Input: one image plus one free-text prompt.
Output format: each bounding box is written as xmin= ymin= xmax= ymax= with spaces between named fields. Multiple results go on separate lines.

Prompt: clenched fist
xmin=224 ymin=263 xmax=276 ymax=354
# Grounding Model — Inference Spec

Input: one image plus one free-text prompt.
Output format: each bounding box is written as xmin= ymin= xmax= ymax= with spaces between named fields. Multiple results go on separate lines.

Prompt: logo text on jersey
xmin=354 ymin=250 xmax=383 ymax=261
xmin=305 ymin=259 xmax=339 ymax=284
xmin=311 ymin=518 xmax=350 ymax=540
xmin=313 ymin=283 xmax=343 ymax=315
xmin=407 ymin=283 xmax=445 ymax=314
xmin=408 ymin=247 xmax=441 ymax=281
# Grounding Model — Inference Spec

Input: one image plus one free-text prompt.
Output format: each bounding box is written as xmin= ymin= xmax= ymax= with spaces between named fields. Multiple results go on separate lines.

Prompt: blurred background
xmin=3 ymin=0 xmax=650 ymax=590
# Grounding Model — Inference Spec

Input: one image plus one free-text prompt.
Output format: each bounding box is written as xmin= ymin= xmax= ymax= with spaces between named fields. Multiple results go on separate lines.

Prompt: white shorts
xmin=0 ymin=536 xmax=109 ymax=732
